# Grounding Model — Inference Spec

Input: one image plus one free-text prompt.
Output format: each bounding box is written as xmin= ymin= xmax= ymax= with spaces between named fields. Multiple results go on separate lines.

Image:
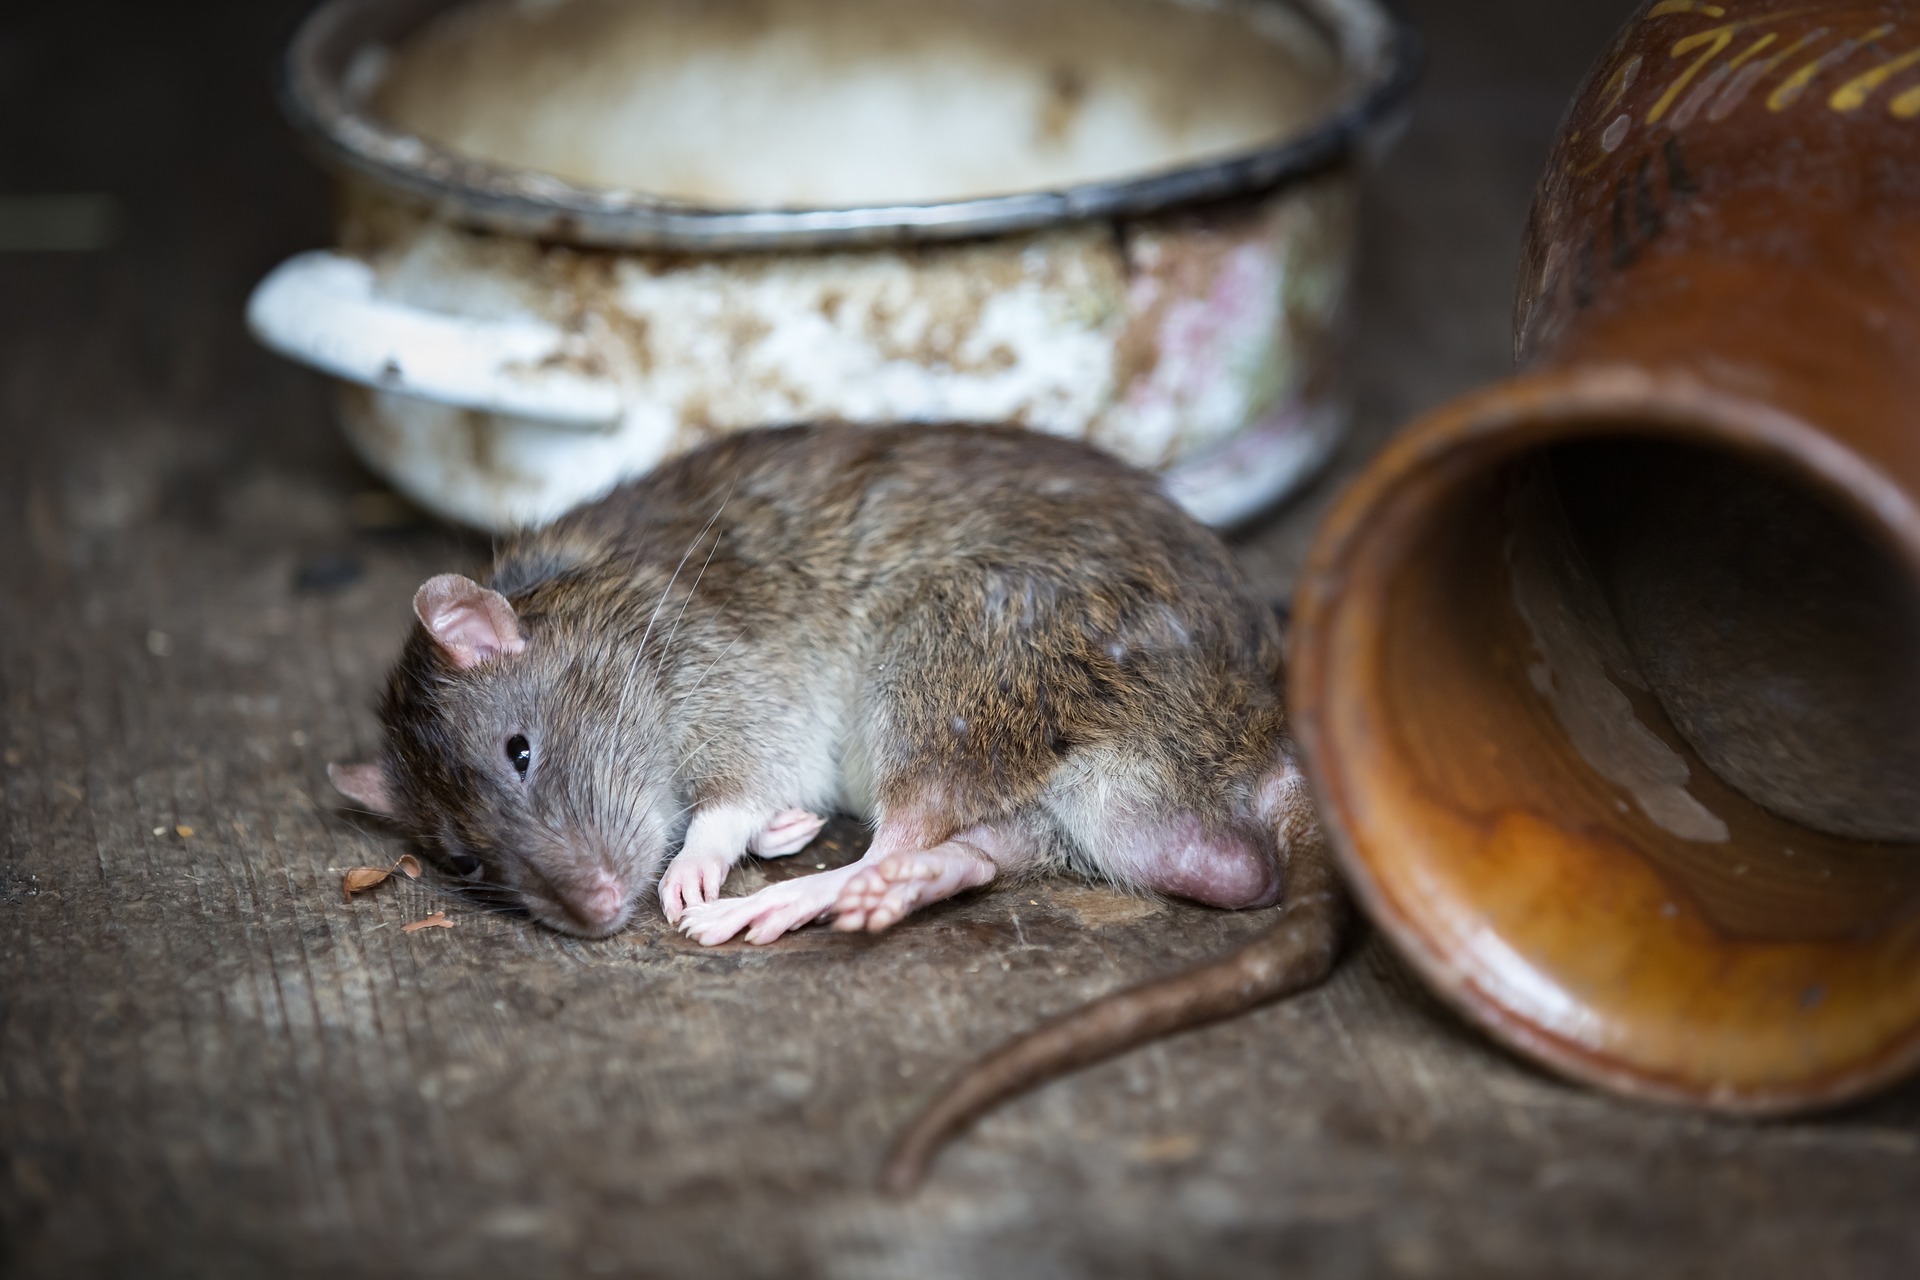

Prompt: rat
xmin=329 ymin=422 xmax=1346 ymax=1189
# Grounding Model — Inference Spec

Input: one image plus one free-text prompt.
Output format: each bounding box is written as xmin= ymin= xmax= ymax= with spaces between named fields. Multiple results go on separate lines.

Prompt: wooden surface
xmin=3 ymin=2 xmax=1916 ymax=1276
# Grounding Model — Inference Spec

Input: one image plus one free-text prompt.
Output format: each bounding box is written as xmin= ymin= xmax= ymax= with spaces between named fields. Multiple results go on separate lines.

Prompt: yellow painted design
xmin=1650 ymin=26 xmax=1737 ymax=123
xmin=1830 ymin=46 xmax=1920 ymax=110
xmin=1650 ymin=1 xmax=1727 ymax=16
xmin=1754 ymin=30 xmax=1828 ymax=79
xmin=1705 ymin=30 xmax=1824 ymax=122
xmin=1567 ymin=131 xmax=1613 ymax=177
xmin=1891 ymin=83 xmax=1920 ymax=117
xmin=1600 ymin=54 xmax=1645 ymax=113
xmin=1723 ymin=32 xmax=1779 ymax=76
xmin=1669 ymin=32 xmax=1780 ymax=124
xmin=1749 ymin=30 xmax=1825 ymax=84
xmin=1770 ymin=25 xmax=1895 ymax=111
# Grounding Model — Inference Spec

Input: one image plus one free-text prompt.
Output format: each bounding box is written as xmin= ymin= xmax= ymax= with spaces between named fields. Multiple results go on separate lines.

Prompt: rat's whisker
xmin=663 ymin=797 xmax=706 ymax=824
xmin=637 ymin=482 xmax=734 ymax=663
xmin=658 ymin=525 xmax=724 ymax=659
xmin=384 ymin=873 xmax=514 ymax=913
xmin=618 ymin=483 xmax=735 ymax=727
xmin=671 ymin=717 xmax=735 ymax=773
xmin=682 ymin=630 xmax=745 ymax=703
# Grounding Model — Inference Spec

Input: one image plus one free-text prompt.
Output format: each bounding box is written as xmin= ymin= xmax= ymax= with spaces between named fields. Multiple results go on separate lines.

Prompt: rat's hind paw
xmin=679 ymin=869 xmax=851 ymax=946
xmin=830 ymin=842 xmax=998 ymax=934
xmin=747 ymin=808 xmax=827 ymax=857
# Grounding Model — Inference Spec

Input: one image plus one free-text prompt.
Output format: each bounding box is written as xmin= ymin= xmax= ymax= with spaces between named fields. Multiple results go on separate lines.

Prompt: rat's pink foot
xmin=747 ymin=808 xmax=827 ymax=857
xmin=659 ymin=802 xmax=803 ymax=924
xmin=658 ymin=845 xmax=733 ymax=925
xmin=679 ymin=864 xmax=864 ymax=946
xmin=830 ymin=839 xmax=998 ymax=934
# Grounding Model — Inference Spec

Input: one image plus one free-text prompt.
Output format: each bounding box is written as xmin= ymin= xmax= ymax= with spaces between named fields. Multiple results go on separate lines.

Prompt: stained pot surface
xmin=366 ymin=0 xmax=1344 ymax=209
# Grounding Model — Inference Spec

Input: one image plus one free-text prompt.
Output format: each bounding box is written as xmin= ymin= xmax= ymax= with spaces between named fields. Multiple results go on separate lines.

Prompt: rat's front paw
xmin=747 ymin=808 xmax=827 ymax=857
xmin=679 ymin=872 xmax=846 ymax=946
xmin=657 ymin=847 xmax=732 ymax=924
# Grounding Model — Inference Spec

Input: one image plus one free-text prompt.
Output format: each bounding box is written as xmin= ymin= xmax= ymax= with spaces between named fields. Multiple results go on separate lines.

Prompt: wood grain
xmin=2 ymin=1 xmax=1916 ymax=1276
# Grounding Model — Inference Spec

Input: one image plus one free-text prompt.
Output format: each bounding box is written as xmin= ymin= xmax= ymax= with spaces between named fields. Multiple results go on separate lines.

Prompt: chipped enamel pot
xmin=247 ymin=0 xmax=1419 ymax=531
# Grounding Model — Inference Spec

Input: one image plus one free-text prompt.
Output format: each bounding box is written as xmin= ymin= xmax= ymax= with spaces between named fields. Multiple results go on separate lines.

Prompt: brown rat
xmin=330 ymin=422 xmax=1345 ymax=1187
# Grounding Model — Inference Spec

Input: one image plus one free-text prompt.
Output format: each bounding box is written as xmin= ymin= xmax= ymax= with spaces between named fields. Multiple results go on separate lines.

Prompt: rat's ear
xmin=329 ymin=761 xmax=400 ymax=817
xmin=413 ymin=574 xmax=527 ymax=669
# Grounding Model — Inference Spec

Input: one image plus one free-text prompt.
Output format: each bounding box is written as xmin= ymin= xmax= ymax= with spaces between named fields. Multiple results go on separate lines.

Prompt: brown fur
xmin=375 ymin=424 xmax=1293 ymax=924
xmin=353 ymin=423 xmax=1342 ymax=1186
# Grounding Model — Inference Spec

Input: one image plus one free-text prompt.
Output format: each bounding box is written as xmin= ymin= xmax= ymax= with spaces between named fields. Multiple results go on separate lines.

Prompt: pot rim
xmin=277 ymin=0 xmax=1422 ymax=251
xmin=1289 ymin=362 xmax=1920 ymax=1114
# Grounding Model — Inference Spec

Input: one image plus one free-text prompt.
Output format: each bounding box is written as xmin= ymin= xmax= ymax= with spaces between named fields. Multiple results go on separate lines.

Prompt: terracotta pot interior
xmin=1312 ymin=426 xmax=1920 ymax=1098
xmin=1360 ymin=432 xmax=1920 ymax=946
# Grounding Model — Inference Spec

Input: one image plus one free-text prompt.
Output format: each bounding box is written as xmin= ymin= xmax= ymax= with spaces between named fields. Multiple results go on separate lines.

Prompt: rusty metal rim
xmin=1288 ymin=364 xmax=1920 ymax=1114
xmin=276 ymin=0 xmax=1423 ymax=251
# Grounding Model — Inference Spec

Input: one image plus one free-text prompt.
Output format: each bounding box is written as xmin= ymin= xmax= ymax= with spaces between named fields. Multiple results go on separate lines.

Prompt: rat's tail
xmin=879 ymin=794 xmax=1348 ymax=1194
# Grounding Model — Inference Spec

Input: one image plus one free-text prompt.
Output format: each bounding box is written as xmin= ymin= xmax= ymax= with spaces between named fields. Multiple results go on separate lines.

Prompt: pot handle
xmin=245 ymin=250 xmax=624 ymax=429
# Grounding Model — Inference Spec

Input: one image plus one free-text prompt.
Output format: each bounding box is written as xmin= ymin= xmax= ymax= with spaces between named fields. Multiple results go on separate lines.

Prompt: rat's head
xmin=330 ymin=573 xmax=680 ymax=937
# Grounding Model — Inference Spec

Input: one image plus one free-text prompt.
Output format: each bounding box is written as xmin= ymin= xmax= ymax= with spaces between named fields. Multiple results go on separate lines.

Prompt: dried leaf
xmin=342 ymin=866 xmax=392 ymax=902
xmin=395 ymin=854 xmax=423 ymax=879
xmin=403 ymin=910 xmax=454 ymax=934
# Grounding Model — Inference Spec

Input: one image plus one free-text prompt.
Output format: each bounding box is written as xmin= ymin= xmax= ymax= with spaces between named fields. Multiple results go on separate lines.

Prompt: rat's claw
xmin=747 ymin=808 xmax=827 ymax=857
xmin=658 ymin=847 xmax=731 ymax=924
xmin=679 ymin=871 xmax=849 ymax=946
xmin=743 ymin=899 xmax=831 ymax=944
xmin=678 ymin=896 xmax=760 ymax=946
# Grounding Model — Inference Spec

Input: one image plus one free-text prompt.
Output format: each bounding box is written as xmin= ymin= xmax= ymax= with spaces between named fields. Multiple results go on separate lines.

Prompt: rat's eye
xmin=448 ymin=851 xmax=484 ymax=880
xmin=506 ymin=734 xmax=531 ymax=776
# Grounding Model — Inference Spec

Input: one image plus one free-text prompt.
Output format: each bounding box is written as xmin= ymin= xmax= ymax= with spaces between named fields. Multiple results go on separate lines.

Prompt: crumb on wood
xmin=403 ymin=910 xmax=454 ymax=934
xmin=342 ymin=855 xmax=425 ymax=902
xmin=342 ymin=866 xmax=392 ymax=901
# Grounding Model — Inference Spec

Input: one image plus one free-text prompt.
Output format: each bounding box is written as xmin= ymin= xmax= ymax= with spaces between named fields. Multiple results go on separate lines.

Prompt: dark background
xmin=5 ymin=1 xmax=1918 ymax=1276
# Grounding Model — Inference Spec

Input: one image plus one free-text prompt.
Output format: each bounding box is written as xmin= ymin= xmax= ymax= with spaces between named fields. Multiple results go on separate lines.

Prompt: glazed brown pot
xmin=1292 ymin=0 xmax=1920 ymax=1110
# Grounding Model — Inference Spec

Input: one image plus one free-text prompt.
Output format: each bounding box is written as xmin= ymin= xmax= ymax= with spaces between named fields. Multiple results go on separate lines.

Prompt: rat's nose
xmin=571 ymin=871 xmax=629 ymax=934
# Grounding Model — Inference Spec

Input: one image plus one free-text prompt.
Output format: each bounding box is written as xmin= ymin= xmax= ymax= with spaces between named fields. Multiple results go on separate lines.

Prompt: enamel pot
xmin=247 ymin=0 xmax=1419 ymax=531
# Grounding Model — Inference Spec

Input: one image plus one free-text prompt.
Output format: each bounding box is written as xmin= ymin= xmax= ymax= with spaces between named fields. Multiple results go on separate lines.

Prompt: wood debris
xmin=341 ymin=866 xmax=391 ymax=901
xmin=402 ymin=910 xmax=453 ymax=934
xmin=341 ymin=854 xmax=424 ymax=902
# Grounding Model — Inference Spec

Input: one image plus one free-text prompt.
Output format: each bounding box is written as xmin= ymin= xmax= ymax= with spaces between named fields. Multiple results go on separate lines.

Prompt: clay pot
xmin=1291 ymin=0 xmax=1920 ymax=1110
